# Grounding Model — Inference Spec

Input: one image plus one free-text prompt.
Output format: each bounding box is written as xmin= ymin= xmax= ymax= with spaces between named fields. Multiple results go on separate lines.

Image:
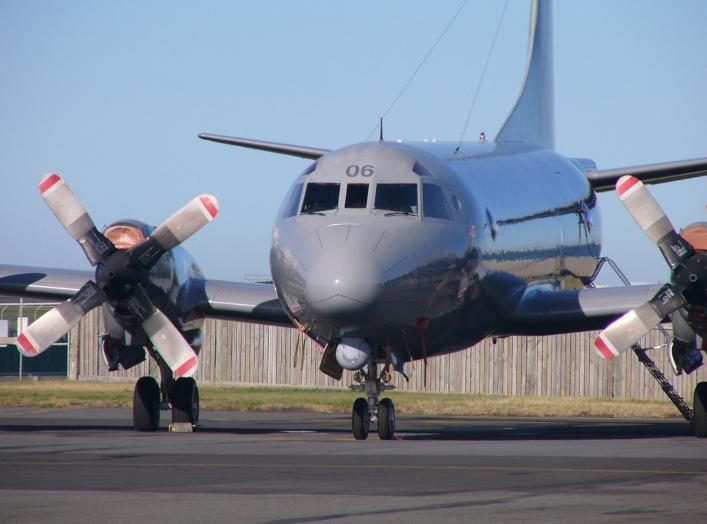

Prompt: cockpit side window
xmin=345 ymin=184 xmax=369 ymax=208
xmin=422 ymin=183 xmax=451 ymax=220
xmin=279 ymin=182 xmax=303 ymax=218
xmin=301 ymin=183 xmax=340 ymax=213
xmin=374 ymin=184 xmax=418 ymax=215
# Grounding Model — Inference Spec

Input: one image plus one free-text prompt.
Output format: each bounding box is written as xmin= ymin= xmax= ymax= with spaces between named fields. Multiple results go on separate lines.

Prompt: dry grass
xmin=0 ymin=380 xmax=684 ymax=419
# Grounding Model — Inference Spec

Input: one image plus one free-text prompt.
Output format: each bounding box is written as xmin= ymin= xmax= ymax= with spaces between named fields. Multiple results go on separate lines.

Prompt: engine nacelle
xmin=335 ymin=338 xmax=370 ymax=370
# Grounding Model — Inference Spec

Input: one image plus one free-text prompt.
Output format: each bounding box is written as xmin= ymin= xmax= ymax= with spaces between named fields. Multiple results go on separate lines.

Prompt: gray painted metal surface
xmin=586 ymin=157 xmax=707 ymax=192
xmin=496 ymin=0 xmax=554 ymax=149
xmin=198 ymin=132 xmax=330 ymax=160
xmin=270 ymin=139 xmax=603 ymax=363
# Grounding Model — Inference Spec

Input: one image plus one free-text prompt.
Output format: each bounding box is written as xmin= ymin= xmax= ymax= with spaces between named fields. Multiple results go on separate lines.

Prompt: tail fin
xmin=495 ymin=0 xmax=554 ymax=149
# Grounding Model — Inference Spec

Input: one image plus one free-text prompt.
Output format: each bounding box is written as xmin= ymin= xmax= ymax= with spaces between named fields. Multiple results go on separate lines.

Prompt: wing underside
xmin=187 ymin=279 xmax=292 ymax=326
xmin=497 ymin=284 xmax=662 ymax=336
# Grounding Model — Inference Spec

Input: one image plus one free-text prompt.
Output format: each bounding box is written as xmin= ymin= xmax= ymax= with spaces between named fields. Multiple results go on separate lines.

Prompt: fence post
xmin=18 ymin=298 xmax=23 ymax=381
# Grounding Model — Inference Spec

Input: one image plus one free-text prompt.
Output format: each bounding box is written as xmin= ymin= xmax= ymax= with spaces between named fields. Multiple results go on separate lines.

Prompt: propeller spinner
xmin=594 ymin=176 xmax=706 ymax=361
xmin=17 ymin=174 xmax=219 ymax=379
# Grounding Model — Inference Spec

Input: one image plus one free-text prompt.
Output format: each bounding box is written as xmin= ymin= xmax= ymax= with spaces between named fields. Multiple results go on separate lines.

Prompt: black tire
xmin=377 ymin=397 xmax=395 ymax=440
xmin=171 ymin=377 xmax=200 ymax=427
xmin=693 ymin=382 xmax=707 ymax=438
xmin=133 ymin=376 xmax=160 ymax=432
xmin=352 ymin=397 xmax=369 ymax=440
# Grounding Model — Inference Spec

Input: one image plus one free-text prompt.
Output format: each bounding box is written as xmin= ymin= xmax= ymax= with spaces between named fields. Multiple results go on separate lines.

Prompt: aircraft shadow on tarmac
xmin=0 ymin=415 xmax=694 ymax=440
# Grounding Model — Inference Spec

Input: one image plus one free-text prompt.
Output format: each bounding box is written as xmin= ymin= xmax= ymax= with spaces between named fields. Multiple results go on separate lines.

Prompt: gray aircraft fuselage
xmin=270 ymin=140 xmax=601 ymax=363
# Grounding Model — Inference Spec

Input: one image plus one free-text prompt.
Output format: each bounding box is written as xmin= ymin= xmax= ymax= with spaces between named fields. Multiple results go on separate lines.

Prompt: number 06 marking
xmin=346 ymin=165 xmax=375 ymax=177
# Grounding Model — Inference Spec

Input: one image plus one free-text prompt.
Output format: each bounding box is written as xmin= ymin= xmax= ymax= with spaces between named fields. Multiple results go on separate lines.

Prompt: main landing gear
xmin=693 ymin=382 xmax=707 ymax=438
xmin=133 ymin=376 xmax=160 ymax=431
xmin=132 ymin=367 xmax=199 ymax=431
xmin=350 ymin=360 xmax=396 ymax=440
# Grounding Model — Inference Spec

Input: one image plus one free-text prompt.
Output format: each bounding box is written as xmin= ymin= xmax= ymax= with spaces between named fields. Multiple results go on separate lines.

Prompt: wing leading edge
xmin=199 ymin=133 xmax=330 ymax=160
xmin=586 ymin=157 xmax=707 ymax=192
xmin=0 ymin=264 xmax=292 ymax=327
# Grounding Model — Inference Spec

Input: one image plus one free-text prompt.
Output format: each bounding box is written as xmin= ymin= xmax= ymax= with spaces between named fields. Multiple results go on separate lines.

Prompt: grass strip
xmin=0 ymin=380 xmax=684 ymax=419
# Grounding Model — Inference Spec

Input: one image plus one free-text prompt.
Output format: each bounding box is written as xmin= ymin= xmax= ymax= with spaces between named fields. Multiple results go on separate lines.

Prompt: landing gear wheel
xmin=133 ymin=376 xmax=160 ymax=431
xmin=377 ymin=397 xmax=395 ymax=440
xmin=171 ymin=377 xmax=200 ymax=428
xmin=693 ymin=382 xmax=707 ymax=438
xmin=352 ymin=397 xmax=370 ymax=440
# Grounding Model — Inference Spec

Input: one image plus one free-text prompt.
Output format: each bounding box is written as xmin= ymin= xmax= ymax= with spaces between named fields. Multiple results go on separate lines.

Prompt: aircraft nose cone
xmin=304 ymin=249 xmax=382 ymax=316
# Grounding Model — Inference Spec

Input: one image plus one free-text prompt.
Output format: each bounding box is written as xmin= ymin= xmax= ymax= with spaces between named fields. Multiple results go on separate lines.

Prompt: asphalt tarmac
xmin=0 ymin=407 xmax=706 ymax=523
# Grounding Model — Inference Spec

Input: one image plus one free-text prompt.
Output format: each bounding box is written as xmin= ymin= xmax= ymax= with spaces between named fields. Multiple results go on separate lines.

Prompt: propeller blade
xmin=125 ymin=285 xmax=198 ymax=378
xmin=128 ymin=194 xmax=219 ymax=269
xmin=594 ymin=283 xmax=685 ymax=359
xmin=142 ymin=309 xmax=198 ymax=378
xmin=616 ymin=175 xmax=693 ymax=268
xmin=38 ymin=174 xmax=115 ymax=265
xmin=16 ymin=281 xmax=105 ymax=357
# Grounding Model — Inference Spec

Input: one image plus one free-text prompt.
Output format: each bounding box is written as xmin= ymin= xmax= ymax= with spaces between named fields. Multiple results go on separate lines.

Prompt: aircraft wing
xmin=586 ymin=157 xmax=707 ymax=192
xmin=199 ymin=133 xmax=330 ymax=160
xmin=186 ymin=279 xmax=292 ymax=326
xmin=497 ymin=284 xmax=662 ymax=336
xmin=0 ymin=264 xmax=293 ymax=327
xmin=0 ymin=264 xmax=91 ymax=301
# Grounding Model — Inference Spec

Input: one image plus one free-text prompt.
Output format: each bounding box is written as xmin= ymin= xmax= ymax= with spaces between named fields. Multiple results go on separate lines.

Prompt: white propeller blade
xmin=616 ymin=175 xmax=692 ymax=268
xmin=39 ymin=173 xmax=94 ymax=241
xmin=594 ymin=284 xmax=685 ymax=360
xmin=142 ymin=309 xmax=198 ymax=378
xmin=151 ymin=194 xmax=219 ymax=252
xmin=38 ymin=173 xmax=113 ymax=265
xmin=594 ymin=304 xmax=662 ymax=360
xmin=129 ymin=194 xmax=219 ymax=268
xmin=17 ymin=303 xmax=83 ymax=357
xmin=16 ymin=281 xmax=106 ymax=357
xmin=616 ymin=175 xmax=674 ymax=244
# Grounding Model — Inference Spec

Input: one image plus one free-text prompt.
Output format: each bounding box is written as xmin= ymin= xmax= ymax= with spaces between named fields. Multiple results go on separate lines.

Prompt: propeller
xmin=39 ymin=173 xmax=115 ymax=265
xmin=17 ymin=174 xmax=218 ymax=379
xmin=594 ymin=175 xmax=706 ymax=360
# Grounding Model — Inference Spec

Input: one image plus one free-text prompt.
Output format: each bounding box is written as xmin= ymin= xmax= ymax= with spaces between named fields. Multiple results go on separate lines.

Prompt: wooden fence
xmin=69 ymin=309 xmax=707 ymax=400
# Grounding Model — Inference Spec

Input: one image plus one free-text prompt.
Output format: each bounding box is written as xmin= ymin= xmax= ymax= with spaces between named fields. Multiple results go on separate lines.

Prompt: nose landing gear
xmin=350 ymin=360 xmax=396 ymax=440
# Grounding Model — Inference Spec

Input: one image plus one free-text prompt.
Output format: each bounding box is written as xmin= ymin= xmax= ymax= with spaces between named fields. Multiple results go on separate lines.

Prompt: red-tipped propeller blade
xmin=17 ymin=281 xmax=106 ymax=357
xmin=141 ymin=309 xmax=198 ymax=378
xmin=38 ymin=174 xmax=114 ymax=265
xmin=616 ymin=175 xmax=693 ymax=268
xmin=594 ymin=284 xmax=685 ymax=360
xmin=128 ymin=194 xmax=219 ymax=269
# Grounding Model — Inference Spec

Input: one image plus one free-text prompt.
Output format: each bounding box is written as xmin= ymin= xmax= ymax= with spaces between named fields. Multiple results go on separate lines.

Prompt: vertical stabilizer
xmin=495 ymin=0 xmax=554 ymax=149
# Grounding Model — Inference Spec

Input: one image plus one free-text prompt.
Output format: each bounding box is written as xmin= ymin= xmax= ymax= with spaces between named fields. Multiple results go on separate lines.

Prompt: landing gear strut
xmin=350 ymin=359 xmax=396 ymax=440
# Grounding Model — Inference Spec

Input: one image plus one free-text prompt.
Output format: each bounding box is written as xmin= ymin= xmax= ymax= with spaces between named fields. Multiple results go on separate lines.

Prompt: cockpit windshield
xmin=374 ymin=184 xmax=418 ymax=215
xmin=422 ymin=183 xmax=451 ymax=220
xmin=301 ymin=183 xmax=340 ymax=214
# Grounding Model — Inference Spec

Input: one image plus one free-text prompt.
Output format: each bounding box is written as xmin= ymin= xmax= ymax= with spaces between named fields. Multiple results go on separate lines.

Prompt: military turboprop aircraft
xmin=0 ymin=0 xmax=706 ymax=438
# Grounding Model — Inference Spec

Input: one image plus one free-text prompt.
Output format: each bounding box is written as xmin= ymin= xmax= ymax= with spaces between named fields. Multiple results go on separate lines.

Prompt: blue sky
xmin=1 ymin=0 xmax=705 ymax=285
